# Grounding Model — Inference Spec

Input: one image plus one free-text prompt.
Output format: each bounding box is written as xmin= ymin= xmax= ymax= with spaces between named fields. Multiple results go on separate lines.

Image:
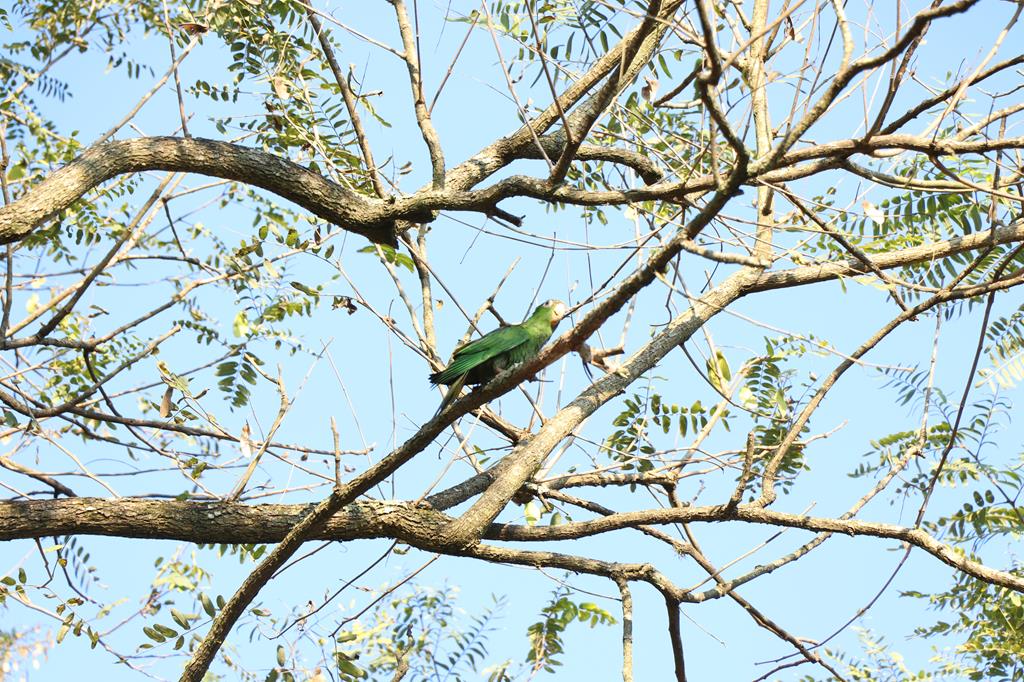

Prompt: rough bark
xmin=0 ymin=137 xmax=409 ymax=246
xmin=5 ymin=496 xmax=1022 ymax=596
xmin=0 ymin=497 xmax=447 ymax=545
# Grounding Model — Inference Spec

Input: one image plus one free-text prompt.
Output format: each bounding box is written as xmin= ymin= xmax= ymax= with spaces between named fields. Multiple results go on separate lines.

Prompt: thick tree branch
xmin=548 ymin=0 xmax=664 ymax=183
xmin=440 ymin=263 xmax=760 ymax=546
xmin=442 ymin=0 xmax=685 ymax=192
xmin=615 ymin=576 xmax=634 ymax=682
xmin=0 ymin=497 xmax=447 ymax=545
xmin=401 ymin=128 xmax=1024 ymax=216
xmin=0 ymin=137 xmax=403 ymax=246
xmin=5 ymin=496 xmax=1022 ymax=598
xmin=17 ymin=132 xmax=1013 ymax=258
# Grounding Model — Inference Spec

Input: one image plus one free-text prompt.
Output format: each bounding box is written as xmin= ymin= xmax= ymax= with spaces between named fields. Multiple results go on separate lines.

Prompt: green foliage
xmin=735 ymin=336 xmax=822 ymax=494
xmin=864 ymin=373 xmax=1014 ymax=504
xmin=602 ymin=389 xmax=728 ymax=472
xmin=56 ymin=535 xmax=100 ymax=592
xmin=979 ymin=303 xmax=1024 ymax=389
xmin=903 ymin=573 xmax=1024 ymax=681
xmin=358 ymin=244 xmax=415 ymax=273
xmin=602 ymin=393 xmax=656 ymax=470
xmin=328 ymin=585 xmax=509 ymax=681
xmin=849 ymin=186 xmax=986 ymax=243
xmin=525 ymin=586 xmax=616 ymax=674
xmin=215 ymin=351 xmax=265 ymax=409
xmin=844 ymin=374 xmax=1024 ymax=680
xmin=183 ymin=0 xmax=385 ymax=194
xmin=601 ymin=334 xmax=822 ymax=494
xmin=801 ymin=157 xmax=1024 ymax=309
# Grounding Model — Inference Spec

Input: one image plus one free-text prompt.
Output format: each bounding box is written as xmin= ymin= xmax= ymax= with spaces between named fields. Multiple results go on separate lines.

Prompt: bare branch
xmin=391 ymin=0 xmax=446 ymax=187
xmin=306 ymin=7 xmax=388 ymax=198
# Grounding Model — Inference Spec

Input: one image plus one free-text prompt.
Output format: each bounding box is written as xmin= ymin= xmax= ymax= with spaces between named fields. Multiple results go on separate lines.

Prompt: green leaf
xmin=290 ymin=281 xmax=319 ymax=296
xmin=170 ymin=608 xmax=191 ymax=629
xmin=200 ymin=592 xmax=216 ymax=617
xmin=232 ymin=311 xmax=251 ymax=337
xmin=524 ymin=500 xmax=541 ymax=526
xmin=707 ymin=350 xmax=731 ymax=394
xmin=142 ymin=626 xmax=166 ymax=643
xmin=337 ymin=658 xmax=365 ymax=677
xmin=153 ymin=623 xmax=178 ymax=638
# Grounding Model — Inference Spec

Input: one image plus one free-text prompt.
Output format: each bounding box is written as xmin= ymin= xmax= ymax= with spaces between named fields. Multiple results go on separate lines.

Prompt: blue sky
xmin=2 ymin=1 xmax=1024 ymax=680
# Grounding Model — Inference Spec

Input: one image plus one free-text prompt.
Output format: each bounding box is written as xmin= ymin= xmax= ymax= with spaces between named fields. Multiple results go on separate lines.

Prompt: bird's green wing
xmin=455 ymin=324 xmax=531 ymax=357
xmin=430 ymin=325 xmax=529 ymax=385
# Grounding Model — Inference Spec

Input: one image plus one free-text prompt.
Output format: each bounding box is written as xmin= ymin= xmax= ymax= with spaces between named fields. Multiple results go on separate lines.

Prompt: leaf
xmin=524 ymin=501 xmax=540 ymax=526
xmin=200 ymin=592 xmax=216 ymax=617
xmin=707 ymin=350 xmax=731 ymax=394
xmin=153 ymin=623 xmax=178 ymax=638
xmin=290 ymin=281 xmax=319 ymax=296
xmin=232 ymin=311 xmax=251 ymax=337
xmin=337 ymin=658 xmax=365 ymax=677
xmin=142 ymin=626 xmax=166 ymax=643
xmin=170 ymin=608 xmax=191 ymax=629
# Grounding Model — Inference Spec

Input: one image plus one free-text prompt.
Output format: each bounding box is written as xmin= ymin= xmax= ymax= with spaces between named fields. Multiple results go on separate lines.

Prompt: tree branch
xmin=0 ymin=137 xmax=402 ymax=246
xmin=306 ymin=7 xmax=388 ymax=198
xmin=390 ymin=0 xmax=446 ymax=188
xmin=488 ymin=503 xmax=1024 ymax=593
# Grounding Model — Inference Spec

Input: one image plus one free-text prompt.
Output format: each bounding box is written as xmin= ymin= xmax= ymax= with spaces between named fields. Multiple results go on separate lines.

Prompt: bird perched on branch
xmin=429 ymin=299 xmax=568 ymax=415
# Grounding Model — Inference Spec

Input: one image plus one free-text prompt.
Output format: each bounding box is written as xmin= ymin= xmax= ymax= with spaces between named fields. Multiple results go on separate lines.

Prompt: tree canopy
xmin=2 ymin=1 xmax=1024 ymax=680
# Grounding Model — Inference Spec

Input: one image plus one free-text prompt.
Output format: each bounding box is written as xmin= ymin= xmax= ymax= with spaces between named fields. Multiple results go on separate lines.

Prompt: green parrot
xmin=430 ymin=299 xmax=568 ymax=414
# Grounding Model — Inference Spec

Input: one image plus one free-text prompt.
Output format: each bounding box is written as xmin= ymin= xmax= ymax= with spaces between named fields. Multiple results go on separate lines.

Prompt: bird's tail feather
xmin=434 ymin=373 xmax=467 ymax=418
